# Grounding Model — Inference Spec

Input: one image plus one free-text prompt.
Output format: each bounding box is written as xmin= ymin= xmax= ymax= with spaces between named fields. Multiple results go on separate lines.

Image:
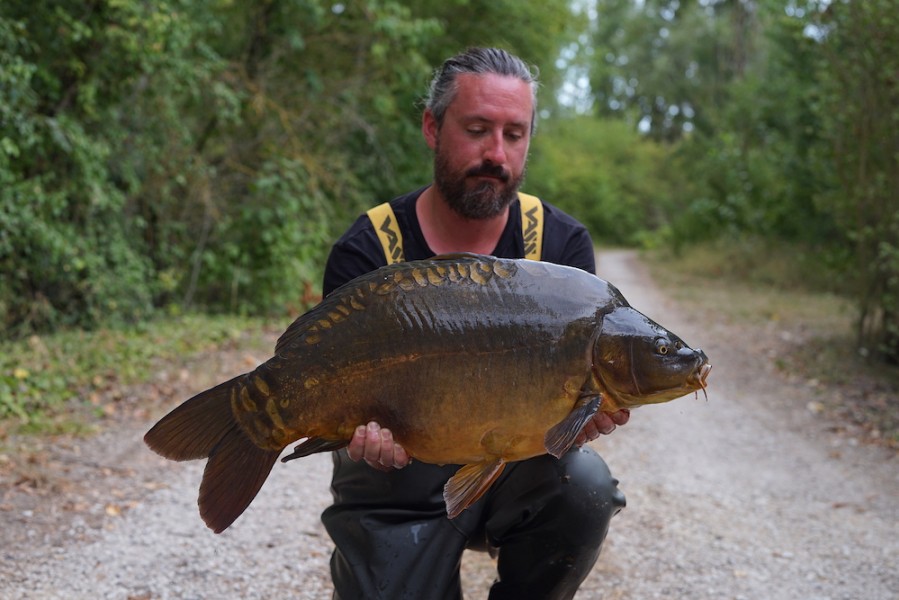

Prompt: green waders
xmin=322 ymin=446 xmax=625 ymax=599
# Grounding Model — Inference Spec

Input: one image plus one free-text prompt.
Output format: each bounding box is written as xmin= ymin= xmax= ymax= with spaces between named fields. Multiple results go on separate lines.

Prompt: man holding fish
xmin=322 ymin=47 xmax=630 ymax=600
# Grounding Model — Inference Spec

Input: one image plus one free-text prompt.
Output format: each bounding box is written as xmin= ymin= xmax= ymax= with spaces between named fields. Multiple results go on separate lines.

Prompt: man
xmin=321 ymin=47 xmax=629 ymax=600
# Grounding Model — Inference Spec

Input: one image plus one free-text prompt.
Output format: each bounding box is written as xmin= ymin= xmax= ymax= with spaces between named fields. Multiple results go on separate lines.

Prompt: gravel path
xmin=1 ymin=250 xmax=896 ymax=599
xmin=576 ymin=251 xmax=897 ymax=600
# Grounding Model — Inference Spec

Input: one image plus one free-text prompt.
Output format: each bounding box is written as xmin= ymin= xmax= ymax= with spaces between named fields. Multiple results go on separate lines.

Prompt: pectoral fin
xmin=544 ymin=393 xmax=601 ymax=458
xmin=281 ymin=437 xmax=348 ymax=462
xmin=444 ymin=459 xmax=506 ymax=519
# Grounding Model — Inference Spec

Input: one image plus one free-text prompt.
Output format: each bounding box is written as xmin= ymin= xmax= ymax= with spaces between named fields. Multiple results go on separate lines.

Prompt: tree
xmin=812 ymin=0 xmax=899 ymax=361
xmin=589 ymin=0 xmax=757 ymax=141
xmin=0 ymin=2 xmax=170 ymax=333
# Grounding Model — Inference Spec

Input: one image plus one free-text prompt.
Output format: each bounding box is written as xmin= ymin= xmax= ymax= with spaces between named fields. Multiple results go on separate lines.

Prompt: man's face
xmin=423 ymin=73 xmax=533 ymax=220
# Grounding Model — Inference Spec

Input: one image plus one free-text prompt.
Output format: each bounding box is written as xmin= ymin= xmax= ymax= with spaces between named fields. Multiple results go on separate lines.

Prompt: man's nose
xmin=482 ymin=130 xmax=507 ymax=164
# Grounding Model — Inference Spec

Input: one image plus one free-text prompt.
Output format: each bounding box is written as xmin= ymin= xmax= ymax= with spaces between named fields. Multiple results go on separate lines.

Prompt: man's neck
xmin=416 ymin=186 xmax=510 ymax=255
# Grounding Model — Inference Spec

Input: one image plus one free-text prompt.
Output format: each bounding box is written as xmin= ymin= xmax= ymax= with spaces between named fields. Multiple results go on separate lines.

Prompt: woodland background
xmin=1 ymin=0 xmax=897 ymax=425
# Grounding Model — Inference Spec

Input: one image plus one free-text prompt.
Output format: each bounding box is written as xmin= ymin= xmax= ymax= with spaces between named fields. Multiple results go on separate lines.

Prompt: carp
xmin=145 ymin=253 xmax=710 ymax=533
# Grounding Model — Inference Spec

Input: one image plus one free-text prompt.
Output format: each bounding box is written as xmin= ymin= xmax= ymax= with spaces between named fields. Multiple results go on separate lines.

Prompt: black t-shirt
xmin=323 ymin=186 xmax=595 ymax=295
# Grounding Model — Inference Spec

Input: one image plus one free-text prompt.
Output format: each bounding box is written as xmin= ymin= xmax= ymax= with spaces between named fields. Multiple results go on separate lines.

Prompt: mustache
xmin=465 ymin=163 xmax=510 ymax=182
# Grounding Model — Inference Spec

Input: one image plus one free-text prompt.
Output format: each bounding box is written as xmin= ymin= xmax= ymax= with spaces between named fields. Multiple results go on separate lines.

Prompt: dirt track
xmin=1 ymin=250 xmax=896 ymax=599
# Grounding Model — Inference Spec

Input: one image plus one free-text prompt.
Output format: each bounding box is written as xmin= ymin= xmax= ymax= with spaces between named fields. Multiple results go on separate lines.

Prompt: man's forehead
xmin=453 ymin=72 xmax=532 ymax=98
xmin=450 ymin=73 xmax=534 ymax=123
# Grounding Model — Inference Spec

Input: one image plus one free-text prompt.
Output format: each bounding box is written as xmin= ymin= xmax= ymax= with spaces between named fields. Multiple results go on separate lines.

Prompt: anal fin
xmin=544 ymin=393 xmax=601 ymax=458
xmin=444 ymin=459 xmax=506 ymax=519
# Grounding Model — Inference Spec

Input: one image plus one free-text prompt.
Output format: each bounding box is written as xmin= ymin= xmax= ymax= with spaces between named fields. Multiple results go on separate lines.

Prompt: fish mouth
xmin=597 ymin=357 xmax=713 ymax=410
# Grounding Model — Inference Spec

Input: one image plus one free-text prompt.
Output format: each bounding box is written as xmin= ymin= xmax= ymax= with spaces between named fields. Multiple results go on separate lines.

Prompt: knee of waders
xmin=550 ymin=445 xmax=626 ymax=540
xmin=483 ymin=446 xmax=626 ymax=551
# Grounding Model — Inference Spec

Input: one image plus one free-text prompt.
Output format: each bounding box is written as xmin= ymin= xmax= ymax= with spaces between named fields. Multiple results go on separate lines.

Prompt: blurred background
xmin=0 ymin=0 xmax=896 ymax=440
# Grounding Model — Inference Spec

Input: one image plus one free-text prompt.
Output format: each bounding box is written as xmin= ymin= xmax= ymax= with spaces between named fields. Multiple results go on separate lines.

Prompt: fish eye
xmin=656 ymin=339 xmax=670 ymax=355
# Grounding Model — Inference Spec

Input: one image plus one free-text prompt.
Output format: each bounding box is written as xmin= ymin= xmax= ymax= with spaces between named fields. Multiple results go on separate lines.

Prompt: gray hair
xmin=425 ymin=47 xmax=540 ymax=135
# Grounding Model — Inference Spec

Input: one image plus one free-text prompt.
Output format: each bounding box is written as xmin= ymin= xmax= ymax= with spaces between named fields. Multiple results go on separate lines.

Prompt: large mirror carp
xmin=145 ymin=253 xmax=710 ymax=533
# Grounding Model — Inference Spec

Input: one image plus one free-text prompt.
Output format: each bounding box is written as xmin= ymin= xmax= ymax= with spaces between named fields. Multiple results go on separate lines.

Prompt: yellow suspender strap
xmin=366 ymin=202 xmax=405 ymax=264
xmin=518 ymin=192 xmax=544 ymax=261
xmin=367 ymin=193 xmax=543 ymax=264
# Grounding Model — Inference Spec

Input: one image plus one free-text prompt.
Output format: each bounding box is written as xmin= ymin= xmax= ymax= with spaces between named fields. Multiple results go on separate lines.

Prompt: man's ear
xmin=422 ymin=109 xmax=439 ymax=151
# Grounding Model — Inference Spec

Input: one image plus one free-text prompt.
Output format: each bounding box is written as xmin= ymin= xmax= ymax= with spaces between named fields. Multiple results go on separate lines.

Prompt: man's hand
xmin=348 ymin=410 xmax=628 ymax=470
xmin=346 ymin=421 xmax=411 ymax=471
xmin=575 ymin=409 xmax=630 ymax=446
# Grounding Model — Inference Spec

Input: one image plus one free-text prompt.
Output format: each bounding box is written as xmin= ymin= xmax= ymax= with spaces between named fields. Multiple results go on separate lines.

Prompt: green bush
xmin=0 ymin=11 xmax=156 ymax=333
xmin=528 ymin=117 xmax=682 ymax=246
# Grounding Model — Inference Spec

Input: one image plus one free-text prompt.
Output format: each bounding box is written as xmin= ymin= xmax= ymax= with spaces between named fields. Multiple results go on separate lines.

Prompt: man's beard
xmin=433 ymin=144 xmax=525 ymax=220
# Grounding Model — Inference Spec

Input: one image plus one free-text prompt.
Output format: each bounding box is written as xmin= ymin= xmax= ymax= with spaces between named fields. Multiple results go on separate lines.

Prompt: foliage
xmin=0 ymin=4 xmax=159 ymax=334
xmin=407 ymin=0 xmax=586 ymax=117
xmin=527 ymin=117 xmax=681 ymax=246
xmin=810 ymin=0 xmax=899 ymax=361
xmin=101 ymin=0 xmax=440 ymax=316
xmin=0 ymin=0 xmax=586 ymax=341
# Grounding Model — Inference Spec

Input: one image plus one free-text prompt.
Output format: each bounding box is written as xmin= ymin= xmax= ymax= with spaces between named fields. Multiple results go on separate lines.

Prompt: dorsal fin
xmin=275 ymin=311 xmax=322 ymax=355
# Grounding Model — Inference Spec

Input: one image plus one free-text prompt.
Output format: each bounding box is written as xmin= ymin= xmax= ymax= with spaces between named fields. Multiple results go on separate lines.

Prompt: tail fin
xmin=144 ymin=376 xmax=240 ymax=461
xmin=199 ymin=423 xmax=279 ymax=533
xmin=144 ymin=375 xmax=280 ymax=533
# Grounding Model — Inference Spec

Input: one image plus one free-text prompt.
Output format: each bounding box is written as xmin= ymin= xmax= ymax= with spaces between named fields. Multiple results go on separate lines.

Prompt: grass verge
xmin=0 ymin=314 xmax=277 ymax=437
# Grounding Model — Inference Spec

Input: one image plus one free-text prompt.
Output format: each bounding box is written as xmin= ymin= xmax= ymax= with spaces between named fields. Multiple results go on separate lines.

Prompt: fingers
xmin=392 ymin=436 xmax=410 ymax=468
xmin=576 ymin=409 xmax=631 ymax=446
xmin=594 ymin=413 xmax=617 ymax=436
xmin=346 ymin=424 xmax=368 ymax=462
xmin=611 ymin=408 xmax=631 ymax=426
xmin=346 ymin=422 xmax=410 ymax=471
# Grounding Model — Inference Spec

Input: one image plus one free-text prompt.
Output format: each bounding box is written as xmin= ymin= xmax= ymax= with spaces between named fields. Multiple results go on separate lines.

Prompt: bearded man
xmin=319 ymin=47 xmax=629 ymax=600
